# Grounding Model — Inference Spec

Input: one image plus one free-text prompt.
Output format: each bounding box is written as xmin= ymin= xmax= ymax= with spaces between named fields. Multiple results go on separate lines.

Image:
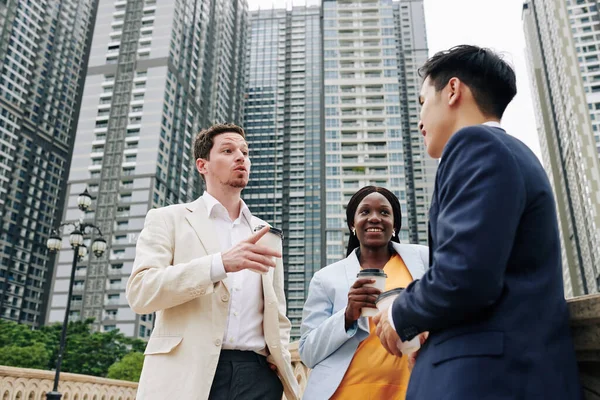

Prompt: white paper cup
xmin=253 ymin=225 xmax=284 ymax=275
xmin=377 ymin=288 xmax=421 ymax=354
xmin=397 ymin=335 xmax=421 ymax=355
xmin=375 ymin=288 xmax=404 ymax=312
xmin=356 ymin=268 xmax=387 ymax=317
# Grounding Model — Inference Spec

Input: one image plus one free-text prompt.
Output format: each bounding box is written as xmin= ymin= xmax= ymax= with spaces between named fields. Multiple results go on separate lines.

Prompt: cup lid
xmin=357 ymin=268 xmax=387 ymax=278
xmin=254 ymin=225 xmax=284 ymax=240
xmin=376 ymin=288 xmax=404 ymax=303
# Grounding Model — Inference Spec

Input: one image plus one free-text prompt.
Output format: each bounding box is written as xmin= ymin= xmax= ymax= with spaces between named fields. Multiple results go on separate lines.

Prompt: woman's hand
xmin=345 ymin=278 xmax=381 ymax=330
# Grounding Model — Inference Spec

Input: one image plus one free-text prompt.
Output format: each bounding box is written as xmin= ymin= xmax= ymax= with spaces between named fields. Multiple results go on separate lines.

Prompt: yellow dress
xmin=330 ymin=254 xmax=413 ymax=400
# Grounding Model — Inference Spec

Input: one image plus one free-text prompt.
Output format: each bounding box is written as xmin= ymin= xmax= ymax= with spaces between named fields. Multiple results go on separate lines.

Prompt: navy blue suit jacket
xmin=392 ymin=125 xmax=582 ymax=399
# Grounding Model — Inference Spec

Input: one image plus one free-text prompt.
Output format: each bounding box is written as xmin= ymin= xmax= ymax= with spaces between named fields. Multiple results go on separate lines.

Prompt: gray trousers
xmin=208 ymin=350 xmax=283 ymax=400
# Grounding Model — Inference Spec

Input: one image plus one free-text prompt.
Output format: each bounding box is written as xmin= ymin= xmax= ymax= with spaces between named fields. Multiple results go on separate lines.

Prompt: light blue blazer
xmin=299 ymin=242 xmax=428 ymax=400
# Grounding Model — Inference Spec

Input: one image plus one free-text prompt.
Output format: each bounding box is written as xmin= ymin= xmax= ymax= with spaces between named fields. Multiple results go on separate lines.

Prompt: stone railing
xmin=0 ymin=365 xmax=137 ymax=400
xmin=288 ymin=341 xmax=309 ymax=399
xmin=568 ymin=294 xmax=600 ymax=399
xmin=0 ymin=347 xmax=308 ymax=400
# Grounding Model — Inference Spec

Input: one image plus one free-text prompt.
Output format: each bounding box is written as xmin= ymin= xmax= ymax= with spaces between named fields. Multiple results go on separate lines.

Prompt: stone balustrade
xmin=0 ymin=366 xmax=137 ymax=400
xmin=2 ymin=294 xmax=599 ymax=399
xmin=568 ymin=294 xmax=600 ymax=399
xmin=288 ymin=341 xmax=309 ymax=399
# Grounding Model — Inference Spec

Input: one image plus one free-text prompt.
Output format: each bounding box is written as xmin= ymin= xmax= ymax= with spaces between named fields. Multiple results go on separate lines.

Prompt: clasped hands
xmin=345 ymin=279 xmax=428 ymax=369
xmin=373 ymin=309 xmax=428 ymax=370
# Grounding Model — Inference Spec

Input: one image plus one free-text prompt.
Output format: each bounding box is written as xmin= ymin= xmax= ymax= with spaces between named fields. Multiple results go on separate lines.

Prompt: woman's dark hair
xmin=346 ymin=186 xmax=402 ymax=256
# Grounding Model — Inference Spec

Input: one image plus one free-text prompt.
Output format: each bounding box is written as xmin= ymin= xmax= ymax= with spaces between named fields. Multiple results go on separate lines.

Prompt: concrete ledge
xmin=569 ymin=294 xmax=600 ymax=399
xmin=0 ymin=365 xmax=137 ymax=399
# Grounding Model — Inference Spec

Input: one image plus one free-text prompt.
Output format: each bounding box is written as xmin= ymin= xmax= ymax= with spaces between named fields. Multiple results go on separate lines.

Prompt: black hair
xmin=346 ymin=186 xmax=402 ymax=256
xmin=419 ymin=45 xmax=517 ymax=119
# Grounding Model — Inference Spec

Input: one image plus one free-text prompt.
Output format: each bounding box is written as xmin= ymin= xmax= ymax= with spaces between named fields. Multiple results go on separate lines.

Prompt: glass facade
xmin=244 ymin=7 xmax=324 ymax=339
xmin=0 ymin=0 xmax=98 ymax=327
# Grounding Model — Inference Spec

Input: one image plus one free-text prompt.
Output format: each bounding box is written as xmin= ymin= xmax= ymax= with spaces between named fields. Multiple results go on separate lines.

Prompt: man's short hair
xmin=419 ymin=45 xmax=517 ymax=119
xmin=193 ymin=123 xmax=246 ymax=161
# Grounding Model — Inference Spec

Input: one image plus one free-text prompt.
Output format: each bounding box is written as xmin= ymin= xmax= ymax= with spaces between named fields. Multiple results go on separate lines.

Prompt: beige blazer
xmin=126 ymin=197 xmax=299 ymax=400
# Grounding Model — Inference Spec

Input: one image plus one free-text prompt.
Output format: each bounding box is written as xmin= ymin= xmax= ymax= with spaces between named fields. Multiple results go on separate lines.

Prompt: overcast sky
xmin=247 ymin=0 xmax=542 ymax=157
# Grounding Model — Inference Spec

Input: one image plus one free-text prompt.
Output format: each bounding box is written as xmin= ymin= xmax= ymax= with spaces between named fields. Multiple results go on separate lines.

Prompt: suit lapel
xmin=185 ymin=197 xmax=230 ymax=292
xmin=393 ymin=243 xmax=425 ymax=279
xmin=344 ymin=250 xmax=370 ymax=335
xmin=428 ymin=188 xmax=439 ymax=267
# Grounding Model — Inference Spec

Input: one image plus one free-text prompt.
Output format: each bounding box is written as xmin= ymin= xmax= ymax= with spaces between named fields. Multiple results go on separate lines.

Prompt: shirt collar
xmin=482 ymin=121 xmax=502 ymax=129
xmin=202 ymin=191 xmax=252 ymax=222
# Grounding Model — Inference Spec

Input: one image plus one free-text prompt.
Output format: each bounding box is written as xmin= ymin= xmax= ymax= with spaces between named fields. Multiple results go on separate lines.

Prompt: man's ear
xmin=447 ymin=77 xmax=462 ymax=107
xmin=196 ymin=158 xmax=208 ymax=175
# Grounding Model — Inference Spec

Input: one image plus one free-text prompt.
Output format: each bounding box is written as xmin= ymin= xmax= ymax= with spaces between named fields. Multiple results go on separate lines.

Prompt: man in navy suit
xmin=374 ymin=45 xmax=583 ymax=399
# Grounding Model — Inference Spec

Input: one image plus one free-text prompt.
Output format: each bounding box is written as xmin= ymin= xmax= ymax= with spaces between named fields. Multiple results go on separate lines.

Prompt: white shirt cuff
xmin=388 ymin=304 xmax=397 ymax=332
xmin=210 ymin=252 xmax=227 ymax=282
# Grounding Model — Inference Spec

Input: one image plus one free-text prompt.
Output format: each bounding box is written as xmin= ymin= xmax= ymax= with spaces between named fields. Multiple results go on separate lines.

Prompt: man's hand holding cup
xmin=221 ymin=226 xmax=281 ymax=274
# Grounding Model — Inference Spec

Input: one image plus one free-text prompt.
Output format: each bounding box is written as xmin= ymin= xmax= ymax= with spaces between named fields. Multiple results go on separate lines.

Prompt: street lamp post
xmin=45 ymin=189 xmax=107 ymax=400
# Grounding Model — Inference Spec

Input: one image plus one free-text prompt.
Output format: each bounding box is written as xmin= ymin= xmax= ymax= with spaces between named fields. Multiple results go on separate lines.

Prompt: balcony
xmin=105 ymin=298 xmax=120 ymax=306
xmin=343 ymin=167 xmax=366 ymax=176
xmin=70 ymin=300 xmax=83 ymax=308
xmin=341 ymin=145 xmax=359 ymax=152
xmin=104 ymin=313 xmax=118 ymax=321
xmin=68 ymin=314 xmax=81 ymax=322
xmin=72 ymin=284 xmax=85 ymax=292
xmin=108 ymin=269 xmax=124 ymax=277
xmin=107 ymin=282 xmax=123 ymax=291
xmin=367 ymin=144 xmax=387 ymax=152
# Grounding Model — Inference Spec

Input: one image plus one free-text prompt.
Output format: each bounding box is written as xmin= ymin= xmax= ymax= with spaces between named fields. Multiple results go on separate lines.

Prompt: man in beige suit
xmin=126 ymin=123 xmax=299 ymax=400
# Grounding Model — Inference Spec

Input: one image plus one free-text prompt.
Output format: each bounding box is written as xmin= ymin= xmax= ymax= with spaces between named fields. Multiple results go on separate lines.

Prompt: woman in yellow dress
xmin=299 ymin=186 xmax=429 ymax=399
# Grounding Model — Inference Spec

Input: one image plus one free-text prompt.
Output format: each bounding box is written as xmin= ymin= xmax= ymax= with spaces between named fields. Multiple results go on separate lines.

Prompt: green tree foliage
xmin=107 ymin=351 xmax=144 ymax=382
xmin=0 ymin=318 xmax=146 ymax=381
xmin=0 ymin=342 xmax=50 ymax=369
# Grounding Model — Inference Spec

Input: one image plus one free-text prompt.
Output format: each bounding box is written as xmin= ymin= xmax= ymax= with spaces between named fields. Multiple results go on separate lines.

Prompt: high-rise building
xmin=244 ymin=6 xmax=325 ymax=339
xmin=323 ymin=0 xmax=435 ymax=265
xmin=0 ymin=0 xmax=98 ymax=327
xmin=392 ymin=1 xmax=436 ymax=244
xmin=244 ymin=0 xmax=434 ymax=338
xmin=46 ymin=0 xmax=248 ymax=338
xmin=523 ymin=0 xmax=600 ymax=297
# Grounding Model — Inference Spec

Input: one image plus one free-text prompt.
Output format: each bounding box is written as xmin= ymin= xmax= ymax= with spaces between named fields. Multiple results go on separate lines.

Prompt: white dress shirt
xmin=482 ymin=120 xmax=502 ymax=129
xmin=203 ymin=192 xmax=266 ymax=352
xmin=388 ymin=120 xmax=503 ymax=333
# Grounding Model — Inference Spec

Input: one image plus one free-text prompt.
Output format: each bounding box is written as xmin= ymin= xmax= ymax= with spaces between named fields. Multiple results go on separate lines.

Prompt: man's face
xmin=418 ymin=76 xmax=454 ymax=159
xmin=197 ymin=132 xmax=250 ymax=190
